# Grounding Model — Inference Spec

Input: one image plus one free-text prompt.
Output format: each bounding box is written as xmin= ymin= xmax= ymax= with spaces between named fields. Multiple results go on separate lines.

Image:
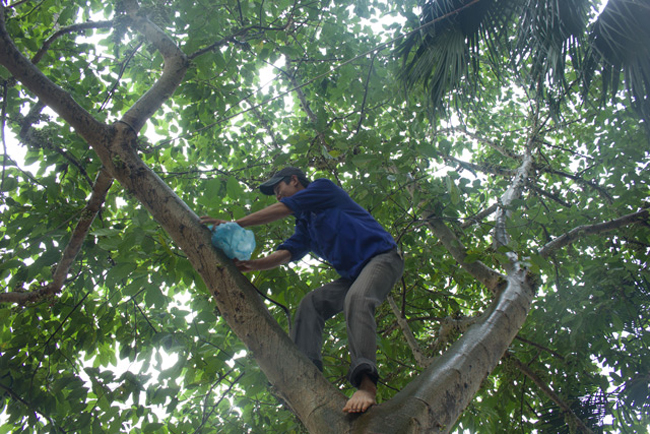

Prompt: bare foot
xmin=342 ymin=374 xmax=377 ymax=413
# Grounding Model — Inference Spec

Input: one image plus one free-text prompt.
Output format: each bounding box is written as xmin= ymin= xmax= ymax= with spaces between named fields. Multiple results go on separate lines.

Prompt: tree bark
xmin=351 ymin=271 xmax=535 ymax=433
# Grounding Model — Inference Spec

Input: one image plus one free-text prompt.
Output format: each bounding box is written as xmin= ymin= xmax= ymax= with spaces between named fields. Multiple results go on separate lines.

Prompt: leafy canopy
xmin=0 ymin=0 xmax=649 ymax=433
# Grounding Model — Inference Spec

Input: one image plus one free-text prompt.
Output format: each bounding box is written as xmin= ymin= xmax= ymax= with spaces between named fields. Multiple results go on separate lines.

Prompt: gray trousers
xmin=290 ymin=249 xmax=404 ymax=388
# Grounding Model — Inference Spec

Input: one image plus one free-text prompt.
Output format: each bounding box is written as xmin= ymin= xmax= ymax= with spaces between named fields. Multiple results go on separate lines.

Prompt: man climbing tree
xmin=201 ymin=167 xmax=404 ymax=413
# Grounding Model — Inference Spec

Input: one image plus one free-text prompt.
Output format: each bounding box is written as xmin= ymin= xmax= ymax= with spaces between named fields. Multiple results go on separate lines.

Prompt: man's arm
xmin=234 ymin=249 xmax=292 ymax=272
xmin=200 ymin=202 xmax=292 ymax=228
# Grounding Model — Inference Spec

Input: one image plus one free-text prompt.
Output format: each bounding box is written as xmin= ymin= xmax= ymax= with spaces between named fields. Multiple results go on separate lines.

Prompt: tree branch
xmin=52 ymin=168 xmax=113 ymax=287
xmin=244 ymin=95 xmax=281 ymax=150
xmin=18 ymin=101 xmax=94 ymax=186
xmin=188 ymin=14 xmax=294 ymax=60
xmin=354 ymin=52 xmax=376 ymax=134
xmin=119 ymin=2 xmax=189 ymax=133
xmin=529 ymin=184 xmax=572 ymax=208
xmin=429 ymin=314 xmax=480 ymax=354
xmin=99 ymin=41 xmax=143 ymax=112
xmin=0 ymin=8 xmax=107 ymax=145
xmin=494 ymin=148 xmax=535 ymax=245
xmin=537 ymin=165 xmax=614 ymax=204
xmin=285 ymin=70 xmax=330 ymax=150
xmin=493 ymin=131 xmax=537 ymax=272
xmin=508 ymin=355 xmax=594 ymax=434
xmin=444 ymin=154 xmax=516 ymax=177
xmin=515 ymin=336 xmax=565 ymax=360
xmin=1 ymin=81 xmax=7 ymax=192
xmin=461 ymin=203 xmax=498 ymax=229
xmin=539 ymin=208 xmax=649 ymax=259
xmin=5 ymin=0 xmax=30 ymax=8
xmin=0 ymin=168 xmax=113 ymax=304
xmin=194 ymin=369 xmax=243 ymax=434
xmin=0 ymin=382 xmax=60 ymax=429
xmin=425 ymin=216 xmax=504 ymax=293
xmin=31 ymin=20 xmax=113 ymax=65
xmin=188 ymin=27 xmax=254 ymax=60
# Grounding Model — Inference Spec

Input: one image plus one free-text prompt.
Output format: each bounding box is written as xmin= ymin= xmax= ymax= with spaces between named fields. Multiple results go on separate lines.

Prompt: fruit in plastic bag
xmin=209 ymin=222 xmax=256 ymax=260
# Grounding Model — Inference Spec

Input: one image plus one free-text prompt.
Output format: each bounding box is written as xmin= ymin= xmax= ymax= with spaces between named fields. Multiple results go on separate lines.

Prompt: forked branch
xmin=0 ymin=8 xmax=107 ymax=144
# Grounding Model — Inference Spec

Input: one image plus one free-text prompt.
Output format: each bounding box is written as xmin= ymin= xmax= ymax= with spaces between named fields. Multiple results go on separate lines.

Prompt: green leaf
xmin=143 ymin=423 xmax=165 ymax=433
xmin=351 ymin=154 xmax=376 ymax=167
xmin=226 ymin=176 xmax=244 ymax=200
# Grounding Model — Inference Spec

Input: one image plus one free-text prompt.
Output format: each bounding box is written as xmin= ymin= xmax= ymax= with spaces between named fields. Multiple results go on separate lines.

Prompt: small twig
xmin=99 ymin=41 xmax=143 ymax=112
xmin=134 ymin=299 xmax=158 ymax=333
xmin=508 ymin=354 xmax=594 ymax=434
xmin=355 ymin=52 xmax=377 ymax=134
xmin=1 ymin=81 xmax=7 ymax=192
xmin=387 ymin=296 xmax=430 ymax=367
xmin=193 ymin=370 xmax=245 ymax=434
xmin=515 ymin=336 xmax=565 ymax=360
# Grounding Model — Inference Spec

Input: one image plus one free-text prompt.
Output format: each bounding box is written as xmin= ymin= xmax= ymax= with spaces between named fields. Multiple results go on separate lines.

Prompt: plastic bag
xmin=209 ymin=222 xmax=256 ymax=260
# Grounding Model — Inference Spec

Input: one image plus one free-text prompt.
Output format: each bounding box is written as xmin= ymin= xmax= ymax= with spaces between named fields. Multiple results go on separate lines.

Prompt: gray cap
xmin=259 ymin=167 xmax=307 ymax=195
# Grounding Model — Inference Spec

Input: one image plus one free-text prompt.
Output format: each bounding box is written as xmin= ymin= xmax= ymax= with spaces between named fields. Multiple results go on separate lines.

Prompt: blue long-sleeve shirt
xmin=277 ymin=178 xmax=397 ymax=280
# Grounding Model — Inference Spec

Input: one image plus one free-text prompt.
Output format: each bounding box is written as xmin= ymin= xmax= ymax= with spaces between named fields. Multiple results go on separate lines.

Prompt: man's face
xmin=274 ymin=176 xmax=301 ymax=201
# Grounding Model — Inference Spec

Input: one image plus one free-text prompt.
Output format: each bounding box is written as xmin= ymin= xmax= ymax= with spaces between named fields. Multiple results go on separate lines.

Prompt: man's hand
xmin=200 ymin=216 xmax=228 ymax=227
xmin=201 ymin=202 xmax=292 ymax=230
xmin=233 ymin=259 xmax=258 ymax=272
xmin=233 ymin=250 xmax=292 ymax=273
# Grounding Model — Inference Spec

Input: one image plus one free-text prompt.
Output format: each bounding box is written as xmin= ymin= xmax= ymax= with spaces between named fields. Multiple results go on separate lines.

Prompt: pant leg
xmin=345 ymin=249 xmax=404 ymax=387
xmin=291 ymin=278 xmax=352 ymax=370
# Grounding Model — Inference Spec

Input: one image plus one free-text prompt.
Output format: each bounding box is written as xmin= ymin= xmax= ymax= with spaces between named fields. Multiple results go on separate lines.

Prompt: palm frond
xmin=586 ymin=0 xmax=650 ymax=125
xmin=396 ymin=0 xmax=517 ymax=114
xmin=536 ymin=392 xmax=607 ymax=434
xmin=396 ymin=0 xmax=650 ymax=126
xmin=515 ymin=0 xmax=592 ymax=93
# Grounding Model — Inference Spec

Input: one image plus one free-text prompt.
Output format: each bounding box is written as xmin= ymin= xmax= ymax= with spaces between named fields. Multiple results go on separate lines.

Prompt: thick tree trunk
xmin=348 ymin=270 xmax=535 ymax=433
